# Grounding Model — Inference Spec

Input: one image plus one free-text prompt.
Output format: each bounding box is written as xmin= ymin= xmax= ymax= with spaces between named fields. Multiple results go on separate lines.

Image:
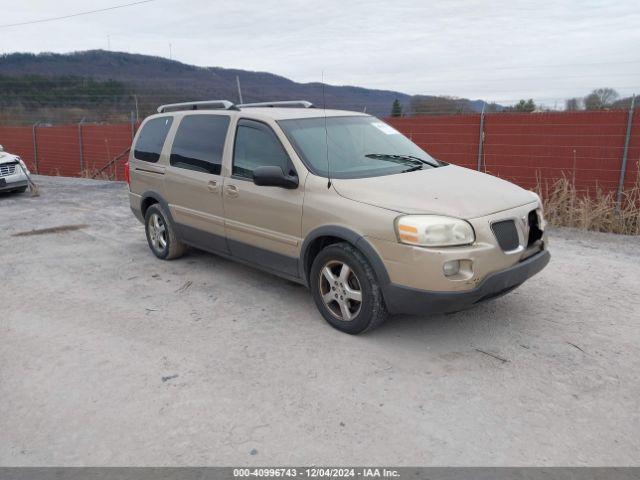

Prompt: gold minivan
xmin=127 ymin=100 xmax=549 ymax=334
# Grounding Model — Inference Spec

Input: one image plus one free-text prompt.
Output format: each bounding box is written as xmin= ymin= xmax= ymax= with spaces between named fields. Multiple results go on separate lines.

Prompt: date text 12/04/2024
xmin=232 ymin=468 xmax=400 ymax=478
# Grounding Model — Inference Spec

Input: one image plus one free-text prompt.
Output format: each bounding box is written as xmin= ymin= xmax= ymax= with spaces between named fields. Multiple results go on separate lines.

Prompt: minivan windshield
xmin=278 ymin=116 xmax=442 ymax=179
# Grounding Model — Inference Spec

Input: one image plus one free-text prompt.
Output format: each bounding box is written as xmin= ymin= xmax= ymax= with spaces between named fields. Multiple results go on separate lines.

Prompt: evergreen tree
xmin=390 ymin=99 xmax=403 ymax=117
xmin=510 ymin=99 xmax=536 ymax=112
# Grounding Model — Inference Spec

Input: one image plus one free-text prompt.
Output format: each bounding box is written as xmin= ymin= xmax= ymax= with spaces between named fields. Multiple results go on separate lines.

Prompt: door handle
xmin=207 ymin=180 xmax=219 ymax=193
xmin=225 ymin=184 xmax=239 ymax=198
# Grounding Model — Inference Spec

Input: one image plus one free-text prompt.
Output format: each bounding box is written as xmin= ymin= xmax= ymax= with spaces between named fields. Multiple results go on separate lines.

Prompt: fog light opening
xmin=443 ymin=260 xmax=460 ymax=277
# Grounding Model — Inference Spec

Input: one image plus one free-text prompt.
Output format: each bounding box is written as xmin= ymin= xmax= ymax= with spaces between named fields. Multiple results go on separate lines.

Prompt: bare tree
xmin=584 ymin=88 xmax=619 ymax=110
xmin=565 ymin=98 xmax=581 ymax=111
xmin=612 ymin=96 xmax=636 ymax=109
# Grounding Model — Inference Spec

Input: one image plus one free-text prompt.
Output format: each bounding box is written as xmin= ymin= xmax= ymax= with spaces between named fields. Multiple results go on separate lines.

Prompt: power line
xmin=431 ymin=60 xmax=640 ymax=73
xmin=0 ymin=0 xmax=157 ymax=28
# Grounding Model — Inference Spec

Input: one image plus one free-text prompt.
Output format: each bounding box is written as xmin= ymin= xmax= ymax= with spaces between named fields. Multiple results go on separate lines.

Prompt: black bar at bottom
xmin=0 ymin=468 xmax=639 ymax=480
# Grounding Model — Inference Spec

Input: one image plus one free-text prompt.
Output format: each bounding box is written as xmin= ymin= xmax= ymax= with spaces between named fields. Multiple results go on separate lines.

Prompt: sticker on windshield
xmin=371 ymin=122 xmax=400 ymax=135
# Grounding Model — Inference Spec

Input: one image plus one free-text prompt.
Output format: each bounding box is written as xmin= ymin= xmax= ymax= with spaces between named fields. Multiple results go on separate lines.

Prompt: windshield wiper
xmin=402 ymin=155 xmax=442 ymax=167
xmin=401 ymin=165 xmax=424 ymax=173
xmin=365 ymin=153 xmax=441 ymax=168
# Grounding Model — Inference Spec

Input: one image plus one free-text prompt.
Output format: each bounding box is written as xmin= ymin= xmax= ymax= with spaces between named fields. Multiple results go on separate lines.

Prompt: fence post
xmin=616 ymin=94 xmax=635 ymax=210
xmin=78 ymin=118 xmax=85 ymax=173
xmin=476 ymin=104 xmax=485 ymax=171
xmin=130 ymin=110 xmax=135 ymax=141
xmin=31 ymin=122 xmax=40 ymax=174
xmin=133 ymin=94 xmax=139 ymax=123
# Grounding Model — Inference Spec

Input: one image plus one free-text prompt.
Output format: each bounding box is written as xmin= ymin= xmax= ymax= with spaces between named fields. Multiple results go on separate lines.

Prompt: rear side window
xmin=134 ymin=116 xmax=173 ymax=163
xmin=170 ymin=115 xmax=230 ymax=175
xmin=233 ymin=119 xmax=291 ymax=179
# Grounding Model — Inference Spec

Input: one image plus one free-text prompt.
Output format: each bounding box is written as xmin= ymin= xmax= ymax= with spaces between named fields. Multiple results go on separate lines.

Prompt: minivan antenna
xmin=322 ymin=71 xmax=331 ymax=189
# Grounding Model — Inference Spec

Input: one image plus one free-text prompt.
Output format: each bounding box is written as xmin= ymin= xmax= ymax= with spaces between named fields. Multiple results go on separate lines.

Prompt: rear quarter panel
xmin=128 ymin=115 xmax=176 ymax=217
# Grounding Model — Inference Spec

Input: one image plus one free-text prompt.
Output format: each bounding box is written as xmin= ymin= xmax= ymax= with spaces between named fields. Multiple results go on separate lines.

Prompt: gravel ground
xmin=1 ymin=175 xmax=639 ymax=466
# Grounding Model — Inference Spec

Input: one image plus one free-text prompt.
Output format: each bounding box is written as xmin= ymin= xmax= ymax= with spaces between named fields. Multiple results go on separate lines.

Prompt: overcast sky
xmin=1 ymin=0 xmax=638 ymax=107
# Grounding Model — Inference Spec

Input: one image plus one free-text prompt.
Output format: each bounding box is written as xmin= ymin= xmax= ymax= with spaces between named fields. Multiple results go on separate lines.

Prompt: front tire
xmin=144 ymin=203 xmax=186 ymax=260
xmin=310 ymin=242 xmax=387 ymax=334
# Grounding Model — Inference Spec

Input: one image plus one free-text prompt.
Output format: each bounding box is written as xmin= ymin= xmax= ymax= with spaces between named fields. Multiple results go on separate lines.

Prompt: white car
xmin=0 ymin=145 xmax=29 ymax=194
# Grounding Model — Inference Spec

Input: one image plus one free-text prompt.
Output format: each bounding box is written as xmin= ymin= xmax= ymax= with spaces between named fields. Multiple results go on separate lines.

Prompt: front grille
xmin=0 ymin=162 xmax=17 ymax=177
xmin=492 ymin=220 xmax=520 ymax=251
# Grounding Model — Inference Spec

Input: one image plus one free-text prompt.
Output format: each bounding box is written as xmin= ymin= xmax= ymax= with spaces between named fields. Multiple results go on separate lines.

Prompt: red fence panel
xmin=387 ymin=110 xmax=638 ymax=195
xmin=482 ymin=110 xmax=632 ymax=193
xmin=0 ymin=126 xmax=36 ymax=171
xmin=387 ymin=114 xmax=480 ymax=169
xmin=0 ymin=111 xmax=638 ymax=194
xmin=623 ymin=110 xmax=640 ymax=191
xmin=81 ymin=123 xmax=134 ymax=180
xmin=0 ymin=122 xmax=134 ymax=180
xmin=35 ymin=125 xmax=81 ymax=177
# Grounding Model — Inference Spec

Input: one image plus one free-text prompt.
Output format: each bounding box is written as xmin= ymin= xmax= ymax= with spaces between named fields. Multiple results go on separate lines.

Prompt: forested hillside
xmin=0 ymin=51 xmax=488 ymax=125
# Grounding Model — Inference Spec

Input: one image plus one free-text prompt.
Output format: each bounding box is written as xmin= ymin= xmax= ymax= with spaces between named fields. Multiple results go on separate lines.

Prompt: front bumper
xmin=382 ymin=249 xmax=550 ymax=315
xmin=0 ymin=178 xmax=28 ymax=192
xmin=0 ymin=163 xmax=29 ymax=192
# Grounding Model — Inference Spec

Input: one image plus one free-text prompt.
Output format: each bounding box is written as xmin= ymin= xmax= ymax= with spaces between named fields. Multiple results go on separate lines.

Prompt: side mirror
xmin=253 ymin=166 xmax=298 ymax=189
xmin=0 ymin=145 xmax=4 ymax=151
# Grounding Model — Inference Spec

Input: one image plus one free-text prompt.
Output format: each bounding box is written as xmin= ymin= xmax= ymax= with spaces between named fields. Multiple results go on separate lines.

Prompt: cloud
xmin=1 ymin=0 xmax=638 ymax=105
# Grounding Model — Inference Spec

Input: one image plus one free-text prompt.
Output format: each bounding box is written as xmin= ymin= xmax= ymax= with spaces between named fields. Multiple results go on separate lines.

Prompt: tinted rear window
xmin=170 ymin=115 xmax=230 ymax=175
xmin=134 ymin=116 xmax=173 ymax=162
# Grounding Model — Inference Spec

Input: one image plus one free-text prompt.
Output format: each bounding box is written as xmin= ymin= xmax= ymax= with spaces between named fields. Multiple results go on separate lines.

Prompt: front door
xmin=223 ymin=119 xmax=304 ymax=277
xmin=164 ymin=114 xmax=231 ymax=253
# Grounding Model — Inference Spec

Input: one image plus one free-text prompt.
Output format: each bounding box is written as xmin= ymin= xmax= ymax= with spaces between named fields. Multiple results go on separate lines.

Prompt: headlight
xmin=395 ymin=215 xmax=475 ymax=247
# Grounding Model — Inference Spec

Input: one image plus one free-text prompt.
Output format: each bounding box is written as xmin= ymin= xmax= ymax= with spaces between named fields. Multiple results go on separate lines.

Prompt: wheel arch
xmin=140 ymin=191 xmax=178 ymax=231
xmin=299 ymin=226 xmax=390 ymax=288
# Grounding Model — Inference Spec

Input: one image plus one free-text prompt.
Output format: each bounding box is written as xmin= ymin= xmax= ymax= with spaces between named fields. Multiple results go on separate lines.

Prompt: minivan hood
xmin=331 ymin=164 xmax=537 ymax=218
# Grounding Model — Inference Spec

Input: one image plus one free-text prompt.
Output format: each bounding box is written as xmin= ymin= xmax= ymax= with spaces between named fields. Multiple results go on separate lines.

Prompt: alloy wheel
xmin=319 ymin=260 xmax=363 ymax=321
xmin=148 ymin=212 xmax=167 ymax=252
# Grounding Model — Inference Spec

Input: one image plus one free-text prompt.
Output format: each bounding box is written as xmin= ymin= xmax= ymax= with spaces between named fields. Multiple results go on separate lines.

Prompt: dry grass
xmin=28 ymin=182 xmax=40 ymax=197
xmin=78 ymin=168 xmax=115 ymax=181
xmin=15 ymin=162 xmax=40 ymax=197
xmin=535 ymin=162 xmax=640 ymax=235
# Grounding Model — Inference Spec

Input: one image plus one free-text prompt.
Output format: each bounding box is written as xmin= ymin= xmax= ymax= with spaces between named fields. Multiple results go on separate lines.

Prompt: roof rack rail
xmin=157 ymin=100 xmax=238 ymax=113
xmin=237 ymin=100 xmax=315 ymax=109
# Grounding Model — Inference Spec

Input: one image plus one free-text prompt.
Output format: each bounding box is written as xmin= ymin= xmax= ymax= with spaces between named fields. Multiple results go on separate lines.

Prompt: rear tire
xmin=310 ymin=242 xmax=387 ymax=334
xmin=144 ymin=203 xmax=186 ymax=260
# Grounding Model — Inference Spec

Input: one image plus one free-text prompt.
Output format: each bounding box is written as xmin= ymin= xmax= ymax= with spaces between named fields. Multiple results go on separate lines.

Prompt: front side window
xmin=170 ymin=114 xmax=230 ymax=175
xmin=134 ymin=116 xmax=173 ymax=163
xmin=233 ymin=119 xmax=292 ymax=179
xmin=278 ymin=116 xmax=441 ymax=179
